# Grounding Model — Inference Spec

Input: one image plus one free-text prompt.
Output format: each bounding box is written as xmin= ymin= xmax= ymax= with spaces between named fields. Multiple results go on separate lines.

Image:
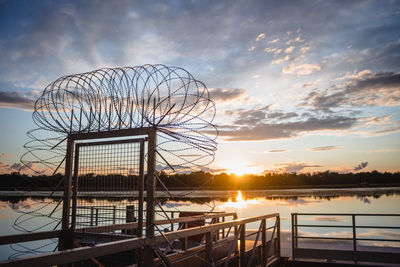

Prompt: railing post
xmin=352 ymin=214 xmax=357 ymax=264
xmin=261 ymin=219 xmax=267 ymax=267
xmin=171 ymin=211 xmax=174 ymax=231
xmin=291 ymin=213 xmax=295 ymax=261
xmin=206 ymin=231 xmax=214 ymax=265
xmin=184 ymin=222 xmax=188 ymax=250
xmin=222 ymin=216 xmax=225 ymax=238
xmin=90 ymin=207 xmax=94 ymax=226
xmin=294 ymin=214 xmax=298 ymax=248
xmin=277 ymin=215 xmax=281 ymax=258
xmin=240 ymin=223 xmax=246 ymax=267
xmin=95 ymin=208 xmax=99 ymax=226
xmin=112 ymin=206 xmax=116 ymax=225
xmin=216 ymin=217 xmax=220 ymax=240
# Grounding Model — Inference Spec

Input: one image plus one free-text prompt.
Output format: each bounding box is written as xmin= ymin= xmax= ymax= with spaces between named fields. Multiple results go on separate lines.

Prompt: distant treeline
xmin=0 ymin=171 xmax=399 ymax=191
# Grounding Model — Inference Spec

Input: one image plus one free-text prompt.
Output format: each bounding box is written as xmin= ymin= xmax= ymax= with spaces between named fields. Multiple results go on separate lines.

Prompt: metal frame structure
xmin=58 ymin=126 xmax=157 ymax=266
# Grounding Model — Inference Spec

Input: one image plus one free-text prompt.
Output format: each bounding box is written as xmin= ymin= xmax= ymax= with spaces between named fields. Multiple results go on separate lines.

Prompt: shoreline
xmin=0 ymin=186 xmax=399 ymax=199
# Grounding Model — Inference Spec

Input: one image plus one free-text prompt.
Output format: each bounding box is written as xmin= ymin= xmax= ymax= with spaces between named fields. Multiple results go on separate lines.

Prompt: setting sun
xmin=224 ymin=162 xmax=261 ymax=176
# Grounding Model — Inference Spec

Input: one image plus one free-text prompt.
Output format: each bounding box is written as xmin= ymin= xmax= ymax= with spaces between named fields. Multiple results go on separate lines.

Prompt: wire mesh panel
xmin=73 ymin=139 xmax=145 ymax=240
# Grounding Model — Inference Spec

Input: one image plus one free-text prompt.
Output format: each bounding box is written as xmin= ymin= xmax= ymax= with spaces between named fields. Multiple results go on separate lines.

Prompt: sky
xmin=0 ymin=0 xmax=400 ymax=175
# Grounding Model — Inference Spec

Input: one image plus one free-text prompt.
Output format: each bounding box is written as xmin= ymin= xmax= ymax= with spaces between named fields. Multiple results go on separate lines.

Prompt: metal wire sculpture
xmin=22 ymin=64 xmax=218 ymax=175
xmin=12 ymin=64 xmax=218 ymax=259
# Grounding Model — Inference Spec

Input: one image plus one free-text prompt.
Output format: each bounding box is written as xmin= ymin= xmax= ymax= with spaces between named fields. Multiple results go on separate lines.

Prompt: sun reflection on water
xmin=220 ymin=190 xmax=259 ymax=209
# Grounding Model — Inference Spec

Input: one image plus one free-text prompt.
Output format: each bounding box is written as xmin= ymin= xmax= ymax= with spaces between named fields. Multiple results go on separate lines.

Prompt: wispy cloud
xmin=303 ymin=72 xmax=400 ymax=111
xmin=274 ymin=162 xmax=321 ymax=173
xmin=208 ymin=88 xmax=246 ymax=102
xmin=217 ymin=114 xmax=356 ymax=141
xmin=0 ymin=90 xmax=35 ymax=111
xmin=283 ymin=62 xmax=321 ymax=75
xmin=311 ymin=146 xmax=339 ymax=151
xmin=312 ymin=216 xmax=345 ymax=222
xmin=268 ymin=149 xmax=286 ymax=153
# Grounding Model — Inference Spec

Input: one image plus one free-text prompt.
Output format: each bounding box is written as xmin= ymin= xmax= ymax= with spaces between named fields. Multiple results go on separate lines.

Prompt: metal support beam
xmin=59 ymin=136 xmax=74 ymax=251
xmin=144 ymin=128 xmax=157 ymax=266
xmin=240 ymin=223 xmax=246 ymax=267
xmin=138 ymin=139 xmax=145 ymax=238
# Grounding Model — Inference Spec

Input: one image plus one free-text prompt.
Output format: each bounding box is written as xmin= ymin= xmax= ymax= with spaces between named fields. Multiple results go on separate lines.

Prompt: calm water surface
xmin=0 ymin=189 xmax=399 ymax=260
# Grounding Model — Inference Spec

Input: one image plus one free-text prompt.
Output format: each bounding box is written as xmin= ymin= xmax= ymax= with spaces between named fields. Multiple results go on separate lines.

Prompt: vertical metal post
xmin=277 ymin=215 xmax=281 ymax=258
xmin=70 ymin=144 xmax=80 ymax=231
xmin=206 ymin=231 xmax=214 ymax=265
xmin=294 ymin=214 xmax=298 ymax=248
xmin=95 ymin=208 xmax=99 ymax=226
xmin=90 ymin=207 xmax=94 ymax=226
xmin=59 ymin=136 xmax=74 ymax=251
xmin=144 ymin=128 xmax=157 ymax=266
xmin=261 ymin=219 xmax=267 ymax=267
xmin=171 ymin=212 xmax=174 ymax=231
xmin=216 ymin=217 xmax=220 ymax=240
xmin=222 ymin=216 xmax=225 ymax=238
xmin=291 ymin=213 xmax=295 ymax=261
xmin=138 ymin=139 xmax=145 ymax=237
xmin=352 ymin=214 xmax=357 ymax=264
xmin=112 ymin=206 xmax=116 ymax=225
xmin=126 ymin=205 xmax=135 ymax=235
xmin=234 ymin=214 xmax=239 ymax=259
xmin=240 ymin=223 xmax=246 ymax=267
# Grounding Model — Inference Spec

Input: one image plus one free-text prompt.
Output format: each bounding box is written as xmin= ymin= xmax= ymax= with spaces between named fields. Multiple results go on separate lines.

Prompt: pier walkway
xmin=0 ymin=212 xmax=399 ymax=266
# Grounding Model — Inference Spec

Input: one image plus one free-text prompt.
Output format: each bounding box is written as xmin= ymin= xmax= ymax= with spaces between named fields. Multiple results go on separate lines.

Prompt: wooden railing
xmin=292 ymin=213 xmax=400 ymax=264
xmin=0 ymin=212 xmax=280 ymax=267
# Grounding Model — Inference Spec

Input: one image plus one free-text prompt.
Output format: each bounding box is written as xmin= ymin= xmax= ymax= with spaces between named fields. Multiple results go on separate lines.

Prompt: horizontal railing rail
xmin=292 ymin=213 xmax=400 ymax=265
xmin=0 ymin=213 xmax=280 ymax=267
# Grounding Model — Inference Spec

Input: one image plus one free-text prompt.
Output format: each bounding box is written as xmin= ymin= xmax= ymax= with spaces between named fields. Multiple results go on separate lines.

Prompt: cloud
xmin=255 ymin=33 xmax=266 ymax=42
xmin=336 ymin=69 xmax=372 ymax=80
xmin=0 ymin=161 xmax=10 ymax=173
xmin=208 ymin=88 xmax=246 ymax=102
xmin=356 ymin=196 xmax=371 ymax=204
xmin=0 ymin=90 xmax=35 ymax=110
xmin=217 ymin=114 xmax=357 ymax=141
xmin=285 ymin=46 xmax=295 ymax=53
xmin=283 ymin=62 xmax=321 ymax=75
xmin=267 ymin=111 xmax=298 ymax=120
xmin=354 ymin=162 xmax=368 ymax=171
xmin=300 ymin=46 xmax=311 ymax=54
xmin=305 ymin=72 xmax=400 ymax=111
xmin=268 ymin=149 xmax=286 ymax=153
xmin=286 ymin=35 xmax=304 ymax=45
xmin=274 ymin=198 xmax=321 ymax=206
xmin=230 ymin=109 xmax=266 ymax=125
xmin=311 ymin=146 xmax=339 ymax=151
xmin=10 ymin=201 xmax=33 ymax=210
xmin=312 ymin=216 xmax=345 ymax=222
xmin=275 ymin=162 xmax=321 ymax=173
xmin=268 ymin=38 xmax=280 ymax=44
xmin=271 ymin=55 xmax=290 ymax=65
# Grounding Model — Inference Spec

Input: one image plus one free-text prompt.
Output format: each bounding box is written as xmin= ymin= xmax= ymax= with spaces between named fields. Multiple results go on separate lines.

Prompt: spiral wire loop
xmin=12 ymin=64 xmax=219 ymax=259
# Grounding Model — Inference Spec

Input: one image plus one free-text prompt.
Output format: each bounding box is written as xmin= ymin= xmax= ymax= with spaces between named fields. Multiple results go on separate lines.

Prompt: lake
xmin=0 ymin=187 xmax=399 ymax=261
